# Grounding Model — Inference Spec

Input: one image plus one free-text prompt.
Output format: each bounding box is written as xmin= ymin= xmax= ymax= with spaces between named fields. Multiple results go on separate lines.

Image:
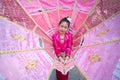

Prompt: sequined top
xmin=52 ymin=31 xmax=72 ymax=58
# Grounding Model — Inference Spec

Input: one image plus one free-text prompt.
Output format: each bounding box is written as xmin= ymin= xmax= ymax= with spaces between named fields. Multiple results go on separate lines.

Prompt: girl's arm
xmin=52 ymin=34 xmax=61 ymax=58
xmin=66 ymin=33 xmax=73 ymax=58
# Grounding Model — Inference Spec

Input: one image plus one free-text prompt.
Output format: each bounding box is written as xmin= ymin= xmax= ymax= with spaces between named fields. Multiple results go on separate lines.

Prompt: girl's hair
xmin=59 ymin=17 xmax=70 ymax=27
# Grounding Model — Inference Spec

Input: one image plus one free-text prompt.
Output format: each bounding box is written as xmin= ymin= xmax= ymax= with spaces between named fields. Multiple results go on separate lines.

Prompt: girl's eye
xmin=64 ymin=26 xmax=68 ymax=29
xmin=60 ymin=25 xmax=68 ymax=29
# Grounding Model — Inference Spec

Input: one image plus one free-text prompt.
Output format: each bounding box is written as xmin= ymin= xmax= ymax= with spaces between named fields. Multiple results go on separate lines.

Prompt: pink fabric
xmin=54 ymin=58 xmax=74 ymax=74
xmin=52 ymin=31 xmax=72 ymax=58
xmin=75 ymin=14 xmax=120 ymax=80
xmin=0 ymin=18 xmax=52 ymax=80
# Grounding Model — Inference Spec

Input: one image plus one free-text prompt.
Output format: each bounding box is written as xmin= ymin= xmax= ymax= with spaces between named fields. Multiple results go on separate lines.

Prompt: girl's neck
xmin=59 ymin=34 xmax=65 ymax=43
xmin=60 ymin=34 xmax=65 ymax=38
xmin=60 ymin=33 xmax=65 ymax=36
xmin=58 ymin=32 xmax=65 ymax=40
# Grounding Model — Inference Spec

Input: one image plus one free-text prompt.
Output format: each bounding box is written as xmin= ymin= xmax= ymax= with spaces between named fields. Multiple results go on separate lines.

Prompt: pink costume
xmin=52 ymin=31 xmax=73 ymax=58
xmin=52 ymin=31 xmax=73 ymax=80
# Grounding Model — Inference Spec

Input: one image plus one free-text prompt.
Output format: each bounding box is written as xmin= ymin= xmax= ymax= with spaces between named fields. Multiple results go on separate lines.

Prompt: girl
xmin=52 ymin=17 xmax=73 ymax=80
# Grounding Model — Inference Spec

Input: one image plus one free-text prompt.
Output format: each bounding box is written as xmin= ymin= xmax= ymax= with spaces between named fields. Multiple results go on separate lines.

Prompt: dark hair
xmin=59 ymin=17 xmax=70 ymax=27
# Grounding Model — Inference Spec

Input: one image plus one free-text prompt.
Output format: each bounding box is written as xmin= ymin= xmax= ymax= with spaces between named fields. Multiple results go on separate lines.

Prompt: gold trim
xmin=74 ymin=0 xmax=100 ymax=36
xmin=88 ymin=53 xmax=101 ymax=63
xmin=25 ymin=0 xmax=33 ymax=4
xmin=96 ymin=29 xmax=110 ymax=37
xmin=57 ymin=0 xmax=60 ymax=21
xmin=71 ymin=0 xmax=77 ymax=19
xmin=77 ymin=38 xmax=120 ymax=49
xmin=25 ymin=60 xmax=38 ymax=70
xmin=0 ymin=47 xmax=53 ymax=55
xmin=0 ymin=33 xmax=119 ymax=55
xmin=11 ymin=34 xmax=26 ymax=42
xmin=32 ymin=25 xmax=38 ymax=33
xmin=17 ymin=0 xmax=51 ymax=40
xmin=37 ymin=0 xmax=52 ymax=29
xmin=84 ymin=23 xmax=90 ymax=31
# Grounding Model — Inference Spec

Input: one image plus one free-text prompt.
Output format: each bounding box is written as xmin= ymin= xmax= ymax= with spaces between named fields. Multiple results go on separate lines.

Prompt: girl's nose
xmin=62 ymin=27 xmax=65 ymax=30
xmin=61 ymin=27 xmax=64 ymax=30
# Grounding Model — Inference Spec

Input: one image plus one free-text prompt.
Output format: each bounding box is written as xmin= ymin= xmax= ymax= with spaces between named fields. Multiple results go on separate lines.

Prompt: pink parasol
xmin=0 ymin=0 xmax=120 ymax=80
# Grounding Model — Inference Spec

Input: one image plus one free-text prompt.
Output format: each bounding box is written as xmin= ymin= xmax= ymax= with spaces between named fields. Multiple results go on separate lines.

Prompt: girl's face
xmin=58 ymin=21 xmax=69 ymax=35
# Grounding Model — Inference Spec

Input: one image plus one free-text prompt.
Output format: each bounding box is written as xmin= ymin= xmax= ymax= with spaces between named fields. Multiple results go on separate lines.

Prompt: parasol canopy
xmin=0 ymin=0 xmax=120 ymax=80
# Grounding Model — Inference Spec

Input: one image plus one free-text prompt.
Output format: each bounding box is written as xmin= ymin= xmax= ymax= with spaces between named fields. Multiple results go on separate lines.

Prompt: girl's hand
xmin=66 ymin=56 xmax=69 ymax=60
xmin=64 ymin=56 xmax=69 ymax=64
xmin=59 ymin=56 xmax=64 ymax=63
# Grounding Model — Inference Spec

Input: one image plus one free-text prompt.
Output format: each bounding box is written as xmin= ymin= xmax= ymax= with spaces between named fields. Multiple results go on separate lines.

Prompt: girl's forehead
xmin=60 ymin=22 xmax=69 ymax=26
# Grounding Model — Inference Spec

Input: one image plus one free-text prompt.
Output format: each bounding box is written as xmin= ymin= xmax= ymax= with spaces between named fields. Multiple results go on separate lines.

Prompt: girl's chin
xmin=59 ymin=32 xmax=65 ymax=35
